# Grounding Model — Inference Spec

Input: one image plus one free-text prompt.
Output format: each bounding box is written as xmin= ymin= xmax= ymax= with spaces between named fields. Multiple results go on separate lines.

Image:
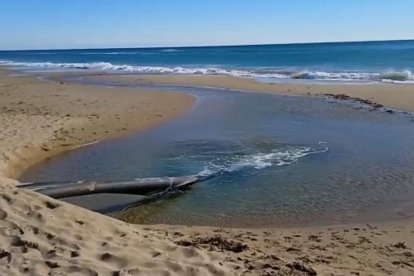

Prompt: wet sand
xmin=94 ymin=74 xmax=414 ymax=113
xmin=1 ymin=69 xmax=414 ymax=275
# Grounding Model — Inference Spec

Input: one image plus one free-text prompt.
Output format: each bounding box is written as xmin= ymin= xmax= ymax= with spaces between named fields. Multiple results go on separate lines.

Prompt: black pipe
xmin=19 ymin=174 xmax=214 ymax=199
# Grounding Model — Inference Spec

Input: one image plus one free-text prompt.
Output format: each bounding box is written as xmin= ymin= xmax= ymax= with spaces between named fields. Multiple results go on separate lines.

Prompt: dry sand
xmin=0 ymin=70 xmax=195 ymax=180
xmin=1 ymin=69 xmax=414 ymax=275
xmin=94 ymin=74 xmax=414 ymax=113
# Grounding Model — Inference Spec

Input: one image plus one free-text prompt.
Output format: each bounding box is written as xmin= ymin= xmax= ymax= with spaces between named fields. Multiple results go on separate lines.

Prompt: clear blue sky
xmin=1 ymin=0 xmax=413 ymax=50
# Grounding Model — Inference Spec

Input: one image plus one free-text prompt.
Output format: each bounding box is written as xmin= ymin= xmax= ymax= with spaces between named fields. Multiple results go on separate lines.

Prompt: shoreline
xmin=91 ymin=74 xmax=414 ymax=113
xmin=1 ymin=69 xmax=414 ymax=275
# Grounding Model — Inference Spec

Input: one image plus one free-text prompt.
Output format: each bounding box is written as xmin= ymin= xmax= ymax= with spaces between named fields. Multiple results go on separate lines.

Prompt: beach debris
xmin=0 ymin=249 xmax=12 ymax=263
xmin=308 ymin=234 xmax=322 ymax=243
xmin=393 ymin=242 xmax=408 ymax=249
xmin=71 ymin=251 xmax=80 ymax=257
xmin=176 ymin=236 xmax=248 ymax=253
xmin=75 ymin=220 xmax=85 ymax=225
xmin=286 ymin=261 xmax=317 ymax=275
xmin=45 ymin=261 xmax=60 ymax=268
xmin=44 ymin=200 xmax=60 ymax=209
xmin=324 ymin=93 xmax=385 ymax=110
xmin=10 ymin=236 xmax=39 ymax=254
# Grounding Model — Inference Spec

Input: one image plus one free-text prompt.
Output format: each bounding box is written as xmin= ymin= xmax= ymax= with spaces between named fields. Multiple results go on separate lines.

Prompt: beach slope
xmin=1 ymin=70 xmax=414 ymax=275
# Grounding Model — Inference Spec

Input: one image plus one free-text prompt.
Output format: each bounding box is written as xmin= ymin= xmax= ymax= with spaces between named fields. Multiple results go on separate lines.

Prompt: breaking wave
xmin=79 ymin=52 xmax=141 ymax=55
xmin=377 ymin=70 xmax=413 ymax=82
xmin=290 ymin=69 xmax=414 ymax=83
xmin=1 ymin=60 xmax=413 ymax=83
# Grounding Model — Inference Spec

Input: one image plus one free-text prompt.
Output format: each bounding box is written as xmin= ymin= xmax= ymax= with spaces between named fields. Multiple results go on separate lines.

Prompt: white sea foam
xmin=1 ymin=60 xmax=413 ymax=83
xmin=79 ymin=52 xmax=140 ymax=55
xmin=290 ymin=69 xmax=414 ymax=83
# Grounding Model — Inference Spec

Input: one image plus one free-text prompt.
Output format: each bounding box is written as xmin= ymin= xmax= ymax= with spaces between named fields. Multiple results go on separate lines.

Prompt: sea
xmin=1 ymin=40 xmax=414 ymax=84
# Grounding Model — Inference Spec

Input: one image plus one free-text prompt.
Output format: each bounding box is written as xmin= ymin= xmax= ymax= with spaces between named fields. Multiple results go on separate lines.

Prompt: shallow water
xmin=21 ymin=82 xmax=414 ymax=227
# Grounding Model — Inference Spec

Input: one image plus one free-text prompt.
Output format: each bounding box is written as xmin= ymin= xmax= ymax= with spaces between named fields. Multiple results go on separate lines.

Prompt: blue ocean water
xmin=1 ymin=40 xmax=414 ymax=83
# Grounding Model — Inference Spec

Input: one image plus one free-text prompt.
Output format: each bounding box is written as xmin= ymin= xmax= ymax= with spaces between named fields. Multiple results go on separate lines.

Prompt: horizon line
xmin=1 ymin=38 xmax=413 ymax=52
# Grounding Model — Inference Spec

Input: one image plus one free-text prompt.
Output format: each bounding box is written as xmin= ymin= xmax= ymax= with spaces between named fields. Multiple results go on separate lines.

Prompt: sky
xmin=1 ymin=0 xmax=414 ymax=50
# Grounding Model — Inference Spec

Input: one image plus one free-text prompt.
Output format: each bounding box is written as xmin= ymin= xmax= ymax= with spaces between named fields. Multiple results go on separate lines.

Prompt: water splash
xmin=197 ymin=143 xmax=328 ymax=177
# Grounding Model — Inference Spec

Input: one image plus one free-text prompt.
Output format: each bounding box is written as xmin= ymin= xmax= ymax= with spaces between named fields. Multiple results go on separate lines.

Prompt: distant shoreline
xmin=91 ymin=74 xmax=414 ymax=113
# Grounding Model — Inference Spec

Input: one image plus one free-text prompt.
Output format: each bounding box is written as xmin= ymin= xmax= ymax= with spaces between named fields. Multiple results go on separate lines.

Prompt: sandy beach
xmin=0 ymin=69 xmax=195 ymax=180
xmin=1 ymin=69 xmax=414 ymax=275
xmin=94 ymin=74 xmax=414 ymax=113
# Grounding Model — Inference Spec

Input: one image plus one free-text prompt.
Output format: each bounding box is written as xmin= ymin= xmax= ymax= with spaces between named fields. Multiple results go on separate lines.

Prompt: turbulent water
xmin=195 ymin=142 xmax=328 ymax=177
xmin=1 ymin=40 xmax=414 ymax=83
